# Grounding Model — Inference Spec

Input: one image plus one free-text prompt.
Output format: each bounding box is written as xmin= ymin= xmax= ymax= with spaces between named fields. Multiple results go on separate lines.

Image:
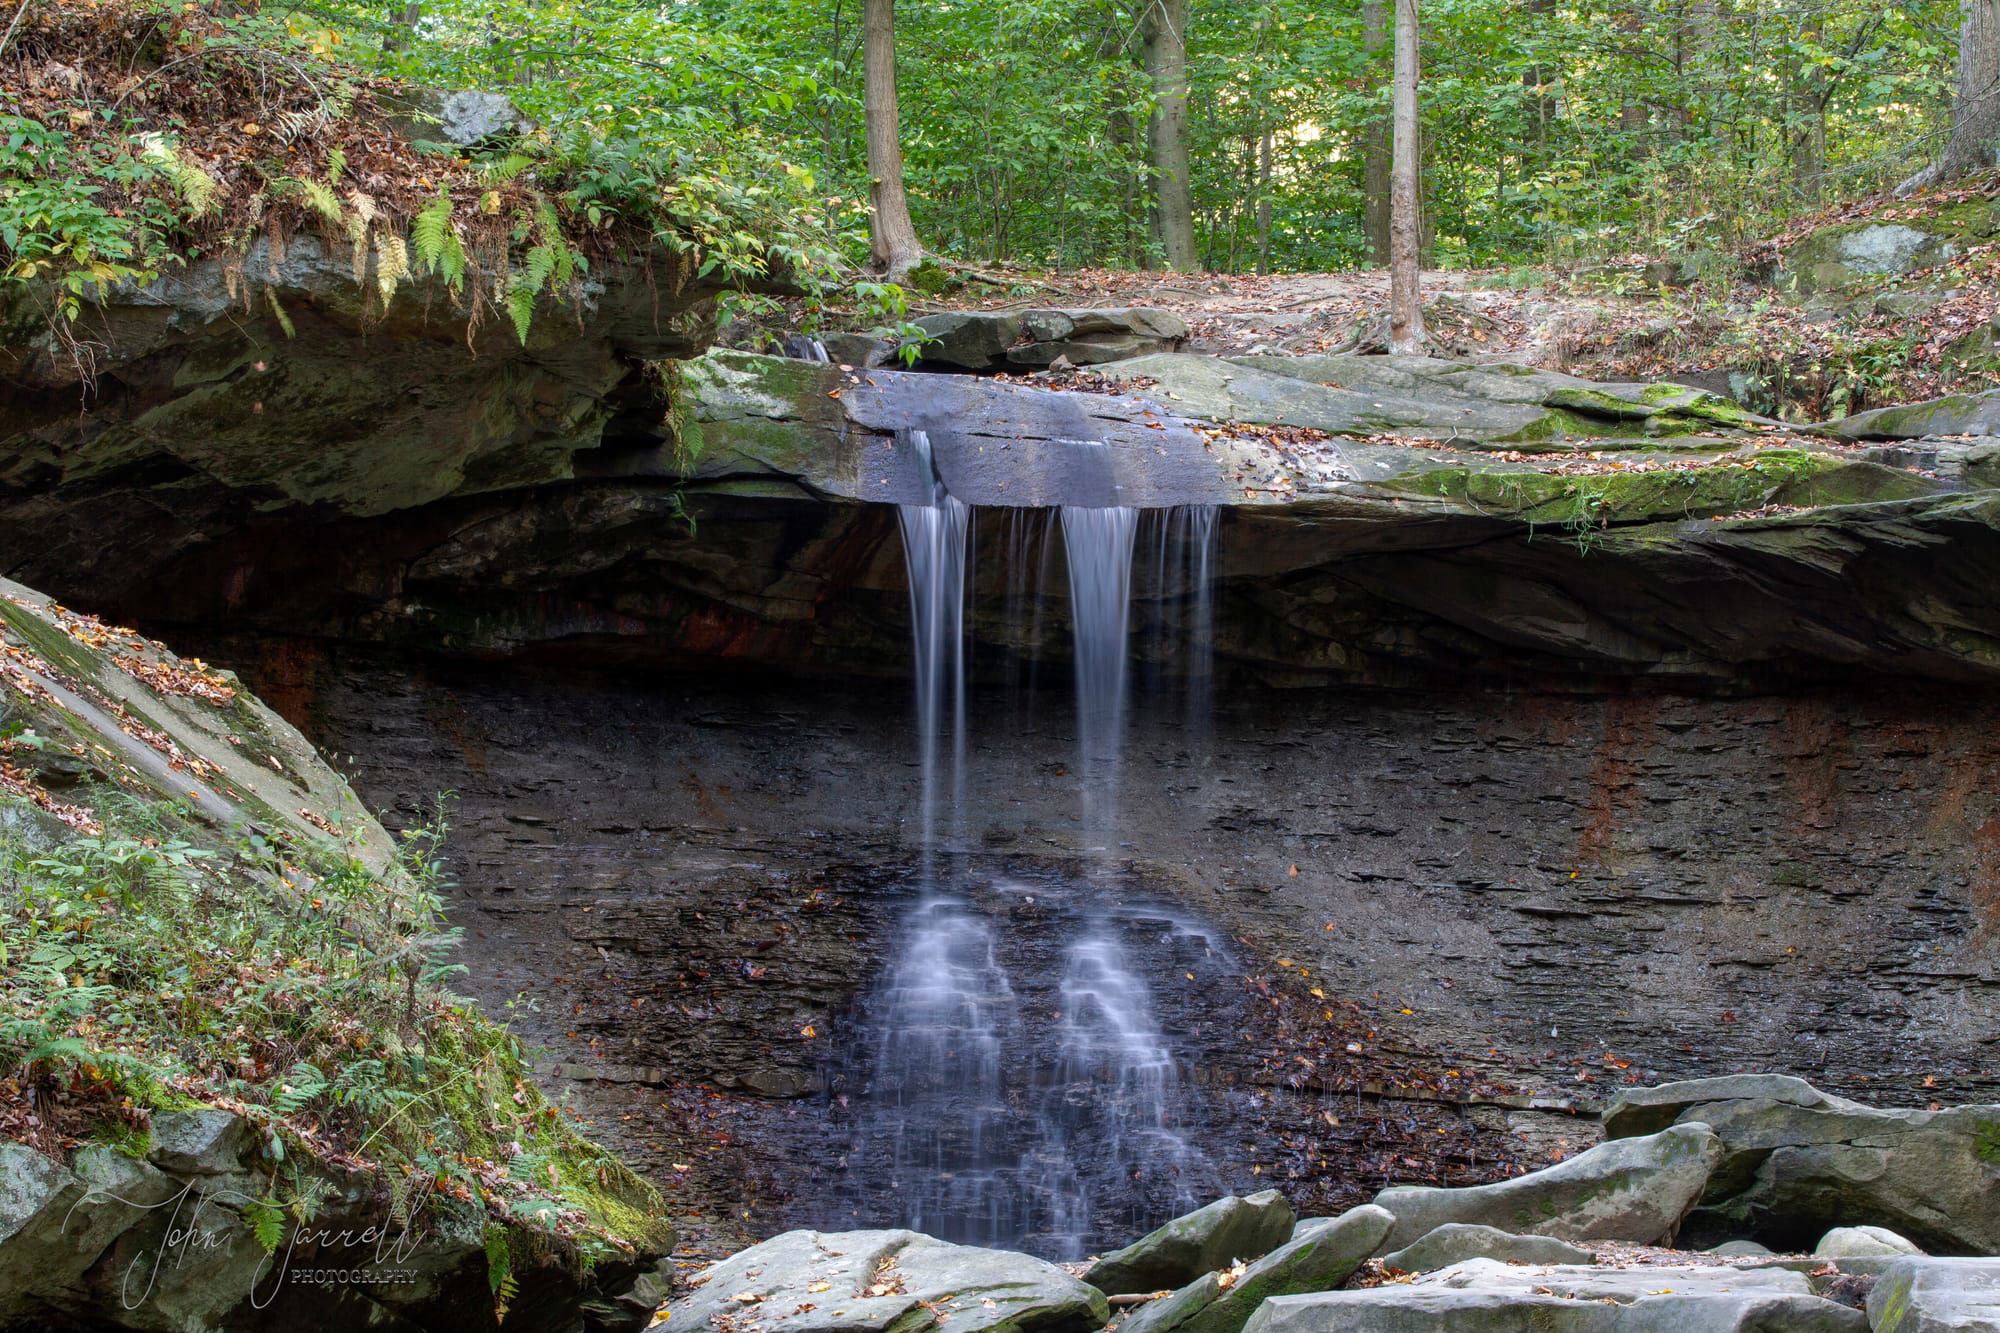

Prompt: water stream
xmin=861 ymin=435 xmax=1223 ymax=1255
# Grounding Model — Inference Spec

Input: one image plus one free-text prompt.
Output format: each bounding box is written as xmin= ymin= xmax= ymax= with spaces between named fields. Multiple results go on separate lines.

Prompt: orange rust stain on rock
xmin=423 ymin=692 xmax=491 ymax=777
xmin=1575 ymin=695 xmax=1659 ymax=866
xmin=1976 ymin=815 xmax=2000 ymax=925
xmin=1776 ymin=698 xmax=1846 ymax=837
xmin=252 ymin=637 xmax=324 ymax=732
xmin=680 ymin=605 xmax=781 ymax=659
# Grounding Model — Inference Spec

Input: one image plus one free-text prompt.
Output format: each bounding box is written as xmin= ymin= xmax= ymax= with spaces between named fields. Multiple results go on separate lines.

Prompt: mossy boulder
xmin=1169 ymin=1206 xmax=1397 ymax=1333
xmin=1822 ymin=386 xmax=2000 ymax=441
xmin=1781 ymin=223 xmax=1961 ymax=297
xmin=1084 ymin=1189 xmax=1296 ymax=1296
xmin=1372 ymin=1123 xmax=1723 ymax=1249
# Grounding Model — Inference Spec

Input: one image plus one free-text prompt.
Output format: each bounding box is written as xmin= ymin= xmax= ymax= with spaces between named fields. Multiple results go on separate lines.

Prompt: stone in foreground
xmin=1601 ymin=1076 xmax=2000 ymax=1254
xmin=1816 ymin=1225 xmax=1922 ymax=1258
xmin=1373 ymin=1122 xmax=1722 ymax=1250
xmin=1085 ymin=1189 xmax=1296 ymax=1296
xmin=1168 ymin=1205 xmax=1394 ymax=1333
xmin=662 ymin=1229 xmax=1109 ymax=1333
xmin=1242 ymin=1259 xmax=1867 ymax=1332
xmin=1867 ymin=1257 xmax=2000 ymax=1332
xmin=1118 ymin=1274 xmax=1224 ymax=1333
xmin=1379 ymin=1222 xmax=1594 ymax=1273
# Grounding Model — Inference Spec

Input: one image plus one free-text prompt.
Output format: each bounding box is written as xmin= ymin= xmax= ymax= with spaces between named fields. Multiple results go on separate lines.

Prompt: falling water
xmin=869 ymin=898 xmax=1020 ymax=1243
xmin=896 ymin=430 xmax=969 ymax=864
xmin=1060 ymin=506 xmax=1139 ymax=848
xmin=854 ymin=443 xmax=1219 ymax=1258
xmin=1155 ymin=505 xmax=1219 ymax=744
xmin=1034 ymin=931 xmax=1208 ymax=1254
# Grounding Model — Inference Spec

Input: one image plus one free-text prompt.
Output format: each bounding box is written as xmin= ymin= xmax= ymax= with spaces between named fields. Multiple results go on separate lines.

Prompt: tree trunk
xmin=1255 ymin=127 xmax=1274 ymax=274
xmin=1361 ymin=0 xmax=1392 ymax=265
xmin=863 ymin=0 xmax=924 ymax=281
xmin=1143 ymin=0 xmax=1198 ymax=272
xmin=1898 ymin=0 xmax=2000 ymax=194
xmin=1388 ymin=0 xmax=1424 ymax=355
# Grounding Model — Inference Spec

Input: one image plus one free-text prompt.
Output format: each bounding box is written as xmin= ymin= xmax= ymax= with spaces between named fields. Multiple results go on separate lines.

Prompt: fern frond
xmin=273 ymin=104 xmax=332 ymax=146
xmin=296 ymin=179 xmax=343 ymax=227
xmin=504 ymin=281 xmax=535 ymax=345
xmin=482 ymin=152 xmax=535 ymax=184
xmin=374 ymin=233 xmax=409 ymax=308
xmin=137 ymin=133 xmax=220 ymax=219
xmin=532 ymin=198 xmax=561 ymax=248
xmin=326 ymin=145 xmax=346 ymax=186
xmin=439 ymin=228 xmax=467 ymax=293
xmin=521 ymin=244 xmax=556 ymax=295
xmin=265 ymin=289 xmax=296 ymax=338
xmin=411 ymin=192 xmax=453 ymax=272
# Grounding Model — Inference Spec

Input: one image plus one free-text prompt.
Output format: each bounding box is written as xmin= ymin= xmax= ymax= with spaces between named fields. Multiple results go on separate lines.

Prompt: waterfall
xmin=1034 ymin=931 xmax=1207 ymax=1254
xmin=870 ymin=898 xmax=1020 ymax=1244
xmin=896 ymin=430 xmax=969 ymax=866
xmin=855 ymin=440 xmax=1221 ymax=1258
xmin=1060 ymin=506 xmax=1138 ymax=849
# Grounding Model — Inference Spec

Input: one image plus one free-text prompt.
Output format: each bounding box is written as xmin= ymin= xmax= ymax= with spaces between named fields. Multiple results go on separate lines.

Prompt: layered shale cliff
xmin=7 ymin=266 xmax=2000 ymax=1252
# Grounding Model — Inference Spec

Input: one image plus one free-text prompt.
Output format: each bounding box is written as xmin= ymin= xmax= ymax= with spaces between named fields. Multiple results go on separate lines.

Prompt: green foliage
xmin=0 ymin=791 xmax=662 ymax=1262
xmin=0 ymin=114 xmax=180 ymax=321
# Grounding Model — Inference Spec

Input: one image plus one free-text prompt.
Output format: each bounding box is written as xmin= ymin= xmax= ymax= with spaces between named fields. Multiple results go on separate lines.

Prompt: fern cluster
xmin=0 ymin=792 xmax=665 ymax=1266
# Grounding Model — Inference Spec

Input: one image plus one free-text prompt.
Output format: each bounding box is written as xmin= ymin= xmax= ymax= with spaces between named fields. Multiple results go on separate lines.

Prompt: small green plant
xmin=0 ymin=790 xmax=663 ymax=1265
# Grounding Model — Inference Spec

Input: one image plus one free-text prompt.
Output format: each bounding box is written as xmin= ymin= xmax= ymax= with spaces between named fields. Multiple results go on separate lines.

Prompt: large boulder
xmin=1782 ymin=223 xmax=1960 ymax=296
xmin=1373 ymin=1122 xmax=1722 ymax=1250
xmin=1379 ymin=1223 xmax=1595 ymax=1274
xmin=1104 ymin=353 xmax=1559 ymax=442
xmin=1823 ymin=387 xmax=2000 ymax=441
xmin=1244 ymin=1259 xmax=1868 ymax=1332
xmin=1816 ymin=1225 xmax=1922 ymax=1258
xmin=1604 ymin=1075 xmax=1869 ymax=1139
xmin=1084 ymin=1190 xmax=1296 ymax=1296
xmin=1867 ymin=1257 xmax=2000 ymax=1332
xmin=1127 ymin=1205 xmax=1395 ymax=1333
xmin=661 ymin=1229 xmax=1109 ymax=1333
xmin=912 ymin=307 xmax=1187 ymax=370
xmin=1603 ymin=1078 xmax=2000 ymax=1254
xmin=1108 ymin=353 xmax=1761 ymax=444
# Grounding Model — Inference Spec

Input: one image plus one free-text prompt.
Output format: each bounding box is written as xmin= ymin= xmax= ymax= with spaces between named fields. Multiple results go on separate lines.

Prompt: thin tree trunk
xmin=1256 ymin=127 xmax=1274 ymax=274
xmin=863 ymin=0 xmax=924 ymax=281
xmin=1361 ymin=0 xmax=1392 ymax=265
xmin=1144 ymin=0 xmax=1198 ymax=271
xmin=1898 ymin=0 xmax=2000 ymax=193
xmin=1388 ymin=0 xmax=1424 ymax=355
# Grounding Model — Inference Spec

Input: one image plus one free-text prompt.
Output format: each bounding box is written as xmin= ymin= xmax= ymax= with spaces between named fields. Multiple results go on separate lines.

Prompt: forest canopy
xmin=0 ymin=0 xmax=1977 ymax=308
xmin=308 ymin=0 xmax=1966 ymax=271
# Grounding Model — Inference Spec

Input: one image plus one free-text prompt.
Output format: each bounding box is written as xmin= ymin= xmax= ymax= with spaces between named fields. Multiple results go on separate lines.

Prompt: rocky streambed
xmin=664 ymin=1074 xmax=2000 ymax=1333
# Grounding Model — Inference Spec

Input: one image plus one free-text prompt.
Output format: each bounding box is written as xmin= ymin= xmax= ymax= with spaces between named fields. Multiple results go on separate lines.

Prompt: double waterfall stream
xmin=839 ymin=430 xmax=1228 ymax=1259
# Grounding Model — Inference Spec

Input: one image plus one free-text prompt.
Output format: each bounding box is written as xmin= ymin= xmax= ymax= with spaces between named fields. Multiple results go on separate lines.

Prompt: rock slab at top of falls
xmin=1241 ymin=1259 xmax=1868 ymax=1333
xmin=663 ymin=1229 xmax=1109 ymax=1333
xmin=1602 ymin=1074 xmax=2000 ymax=1255
xmin=1083 ymin=1189 xmax=1296 ymax=1296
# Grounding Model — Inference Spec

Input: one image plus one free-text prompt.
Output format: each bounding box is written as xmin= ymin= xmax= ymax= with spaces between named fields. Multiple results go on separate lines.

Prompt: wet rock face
xmin=231 ymin=644 xmax=2000 ymax=1248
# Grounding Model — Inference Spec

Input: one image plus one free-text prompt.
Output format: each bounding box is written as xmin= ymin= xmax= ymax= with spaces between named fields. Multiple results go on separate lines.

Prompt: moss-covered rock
xmin=0 ymin=575 xmax=674 ymax=1332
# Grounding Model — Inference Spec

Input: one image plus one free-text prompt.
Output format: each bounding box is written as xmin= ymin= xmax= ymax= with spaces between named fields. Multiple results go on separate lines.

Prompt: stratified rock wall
xmin=239 ymin=643 xmax=2000 ymax=1238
